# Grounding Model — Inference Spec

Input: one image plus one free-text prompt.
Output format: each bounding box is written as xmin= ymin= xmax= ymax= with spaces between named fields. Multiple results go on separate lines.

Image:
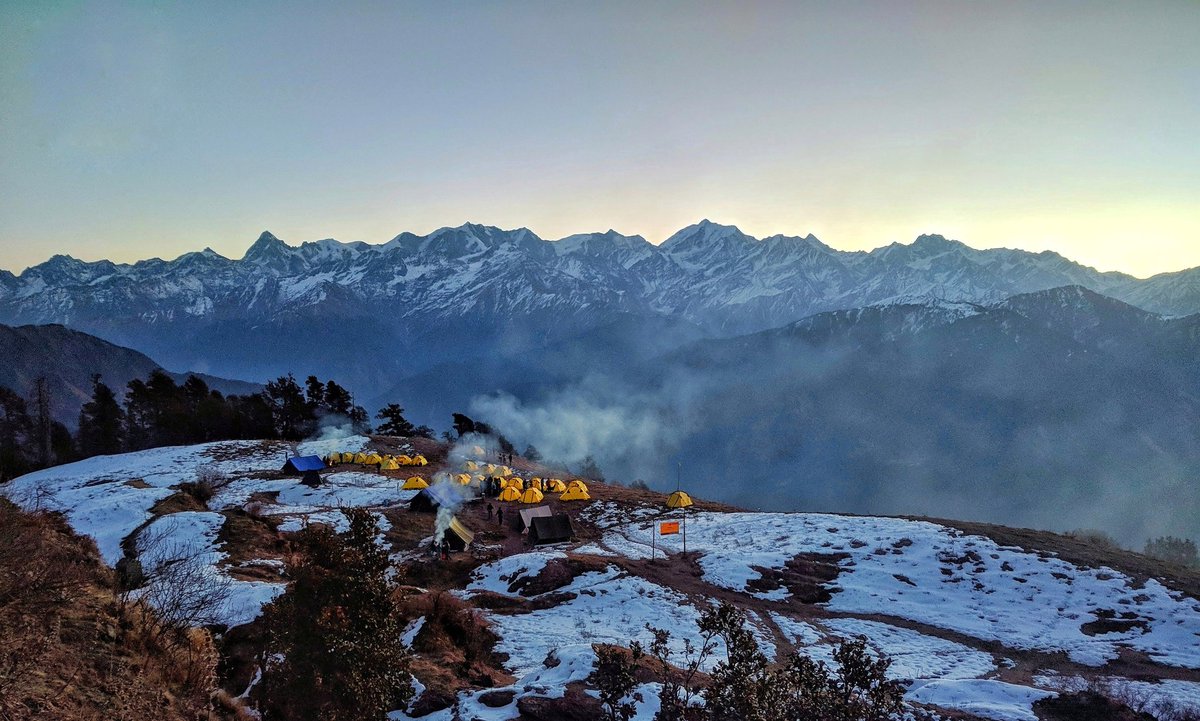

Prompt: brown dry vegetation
xmin=0 ymin=499 xmax=250 ymax=721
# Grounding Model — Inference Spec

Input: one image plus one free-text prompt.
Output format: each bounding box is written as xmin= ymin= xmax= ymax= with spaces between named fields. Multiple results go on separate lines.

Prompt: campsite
xmin=4 ymin=428 xmax=1200 ymax=721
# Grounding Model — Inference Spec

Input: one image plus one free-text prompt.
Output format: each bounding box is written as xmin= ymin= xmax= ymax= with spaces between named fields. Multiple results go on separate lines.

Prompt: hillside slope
xmin=4 ymin=438 xmax=1198 ymax=720
xmin=0 ymin=323 xmax=260 ymax=426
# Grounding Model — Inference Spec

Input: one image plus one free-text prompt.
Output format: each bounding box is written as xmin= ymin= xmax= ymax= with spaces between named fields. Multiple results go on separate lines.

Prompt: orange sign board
xmin=660 ymin=521 xmax=680 ymax=535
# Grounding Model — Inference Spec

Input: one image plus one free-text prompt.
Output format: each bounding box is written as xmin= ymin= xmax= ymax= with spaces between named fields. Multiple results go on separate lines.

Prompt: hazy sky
xmin=1 ymin=1 xmax=1197 ymax=277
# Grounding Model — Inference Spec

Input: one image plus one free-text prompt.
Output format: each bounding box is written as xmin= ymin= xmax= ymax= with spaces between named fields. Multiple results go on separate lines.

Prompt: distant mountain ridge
xmin=1 ymin=221 xmax=1197 ymax=398
xmin=0 ymin=323 xmax=260 ymax=427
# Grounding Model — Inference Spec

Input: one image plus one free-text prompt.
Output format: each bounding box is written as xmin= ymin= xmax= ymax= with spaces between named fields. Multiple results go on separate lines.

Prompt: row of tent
xmin=462 ymin=461 xmax=513 ymax=476
xmin=328 ymin=452 xmax=429 ymax=469
xmin=499 ymin=479 xmax=590 ymax=503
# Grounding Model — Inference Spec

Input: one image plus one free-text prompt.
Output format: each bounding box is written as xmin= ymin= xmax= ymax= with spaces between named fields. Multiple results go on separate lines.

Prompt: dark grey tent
xmin=410 ymin=484 xmax=458 ymax=513
xmin=529 ymin=514 xmax=573 ymax=546
xmin=282 ymin=455 xmax=326 ymax=475
xmin=409 ymin=489 xmax=438 ymax=513
xmin=517 ymin=505 xmax=552 ymax=531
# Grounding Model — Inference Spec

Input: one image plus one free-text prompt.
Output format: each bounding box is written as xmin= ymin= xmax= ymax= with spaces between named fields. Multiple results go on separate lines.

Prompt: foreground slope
xmin=4 ymin=439 xmax=1199 ymax=720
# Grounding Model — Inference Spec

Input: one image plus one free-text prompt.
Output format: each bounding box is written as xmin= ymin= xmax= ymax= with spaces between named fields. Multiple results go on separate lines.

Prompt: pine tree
xmin=323 ymin=380 xmax=354 ymax=417
xmin=78 ymin=375 xmax=125 ymax=457
xmin=30 ymin=376 xmax=52 ymax=467
xmin=0 ymin=386 xmax=33 ymax=481
xmin=375 ymin=404 xmax=416 ymax=437
xmin=263 ymin=374 xmax=314 ymax=440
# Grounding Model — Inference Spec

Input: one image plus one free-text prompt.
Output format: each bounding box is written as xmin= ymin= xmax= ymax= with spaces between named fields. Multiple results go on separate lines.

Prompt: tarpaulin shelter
xmin=282 ymin=455 xmax=326 ymax=475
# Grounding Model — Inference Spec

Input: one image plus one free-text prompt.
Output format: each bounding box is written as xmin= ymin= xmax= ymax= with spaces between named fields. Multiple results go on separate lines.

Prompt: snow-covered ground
xmin=134 ymin=510 xmax=284 ymax=627
xmin=1 ymin=436 xmax=407 ymax=628
xmin=907 ymin=679 xmax=1054 ymax=721
xmin=2 ymin=440 xmax=286 ymax=563
xmin=591 ymin=510 xmax=1200 ymax=669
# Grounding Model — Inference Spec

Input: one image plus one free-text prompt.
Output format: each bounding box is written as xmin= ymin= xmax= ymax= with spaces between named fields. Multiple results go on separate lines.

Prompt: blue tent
xmin=282 ymin=455 xmax=326 ymax=474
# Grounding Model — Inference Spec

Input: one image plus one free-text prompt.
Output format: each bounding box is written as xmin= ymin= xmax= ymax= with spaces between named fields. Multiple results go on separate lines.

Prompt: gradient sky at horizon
xmin=1 ymin=1 xmax=1197 ymax=277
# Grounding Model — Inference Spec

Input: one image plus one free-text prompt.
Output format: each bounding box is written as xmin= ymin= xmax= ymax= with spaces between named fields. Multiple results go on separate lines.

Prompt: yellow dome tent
xmin=402 ymin=476 xmax=428 ymax=490
xmin=560 ymin=486 xmax=591 ymax=502
xmin=353 ymin=452 xmax=369 ymax=464
xmin=499 ymin=486 xmax=522 ymax=502
xmin=567 ymin=480 xmax=589 ymax=493
xmin=455 ymin=473 xmax=472 ymax=485
xmin=528 ymin=477 xmax=542 ymax=491
xmin=464 ymin=460 xmax=479 ymax=471
xmin=365 ymin=453 xmax=382 ymax=465
xmin=472 ymin=445 xmax=486 ymax=457
xmin=484 ymin=464 xmax=498 ymax=475
xmin=472 ymin=474 xmax=486 ymax=485
xmin=380 ymin=457 xmax=400 ymax=471
xmin=520 ymin=487 xmax=544 ymax=504
xmin=505 ymin=477 xmax=524 ymax=491
xmin=498 ymin=466 xmax=513 ymax=477
xmin=546 ymin=479 xmax=567 ymax=493
xmin=413 ymin=455 xmax=428 ymax=466
xmin=666 ymin=490 xmax=694 ymax=509
xmin=396 ymin=455 xmax=412 ymax=465
xmin=328 ymin=452 xmax=341 ymax=465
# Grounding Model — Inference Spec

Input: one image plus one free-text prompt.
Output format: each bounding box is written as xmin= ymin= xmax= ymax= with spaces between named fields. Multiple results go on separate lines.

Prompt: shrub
xmin=592 ymin=643 xmax=645 ymax=721
xmin=1144 ymin=536 xmax=1199 ymax=568
xmin=259 ymin=508 xmax=413 ymax=721
xmin=1066 ymin=529 xmax=1121 ymax=550
xmin=644 ymin=602 xmax=908 ymax=721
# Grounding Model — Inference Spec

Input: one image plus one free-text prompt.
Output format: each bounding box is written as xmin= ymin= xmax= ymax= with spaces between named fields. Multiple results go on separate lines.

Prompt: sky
xmin=1 ymin=1 xmax=1197 ymax=278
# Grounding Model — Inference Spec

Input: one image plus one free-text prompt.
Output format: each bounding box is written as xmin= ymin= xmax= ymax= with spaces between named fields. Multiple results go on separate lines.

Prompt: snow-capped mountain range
xmin=2 ymin=221 xmax=1197 ymax=336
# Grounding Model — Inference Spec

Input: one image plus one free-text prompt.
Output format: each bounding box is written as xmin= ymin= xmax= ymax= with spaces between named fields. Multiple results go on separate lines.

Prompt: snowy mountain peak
xmin=660 ymin=220 xmax=755 ymax=254
xmin=244 ymin=231 xmax=289 ymax=260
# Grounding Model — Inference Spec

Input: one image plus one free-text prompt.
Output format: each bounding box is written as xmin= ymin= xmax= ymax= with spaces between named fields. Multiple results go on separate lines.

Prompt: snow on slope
xmin=1 ymin=440 xmax=283 ymax=563
xmin=1 ymin=436 xmax=412 ymax=628
xmin=588 ymin=509 xmax=1200 ymax=669
xmin=135 ymin=510 xmax=284 ymax=627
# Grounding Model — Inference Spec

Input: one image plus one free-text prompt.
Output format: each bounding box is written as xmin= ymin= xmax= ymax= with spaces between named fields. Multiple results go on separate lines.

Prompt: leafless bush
xmin=130 ymin=523 xmax=232 ymax=641
xmin=179 ymin=464 xmax=231 ymax=504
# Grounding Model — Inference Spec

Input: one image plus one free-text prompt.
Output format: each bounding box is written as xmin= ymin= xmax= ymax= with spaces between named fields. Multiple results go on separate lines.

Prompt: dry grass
xmin=0 ymin=499 xmax=252 ymax=721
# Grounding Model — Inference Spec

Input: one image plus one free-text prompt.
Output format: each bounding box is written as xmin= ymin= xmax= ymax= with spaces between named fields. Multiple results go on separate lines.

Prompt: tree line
xmin=0 ymin=371 xmax=376 ymax=481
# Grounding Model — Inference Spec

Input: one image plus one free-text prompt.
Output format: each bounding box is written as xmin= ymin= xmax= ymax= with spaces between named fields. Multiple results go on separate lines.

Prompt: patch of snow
xmin=823 ymin=618 xmax=995 ymax=681
xmin=466 ymin=551 xmax=565 ymax=596
xmin=906 ymin=679 xmax=1054 ymax=721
